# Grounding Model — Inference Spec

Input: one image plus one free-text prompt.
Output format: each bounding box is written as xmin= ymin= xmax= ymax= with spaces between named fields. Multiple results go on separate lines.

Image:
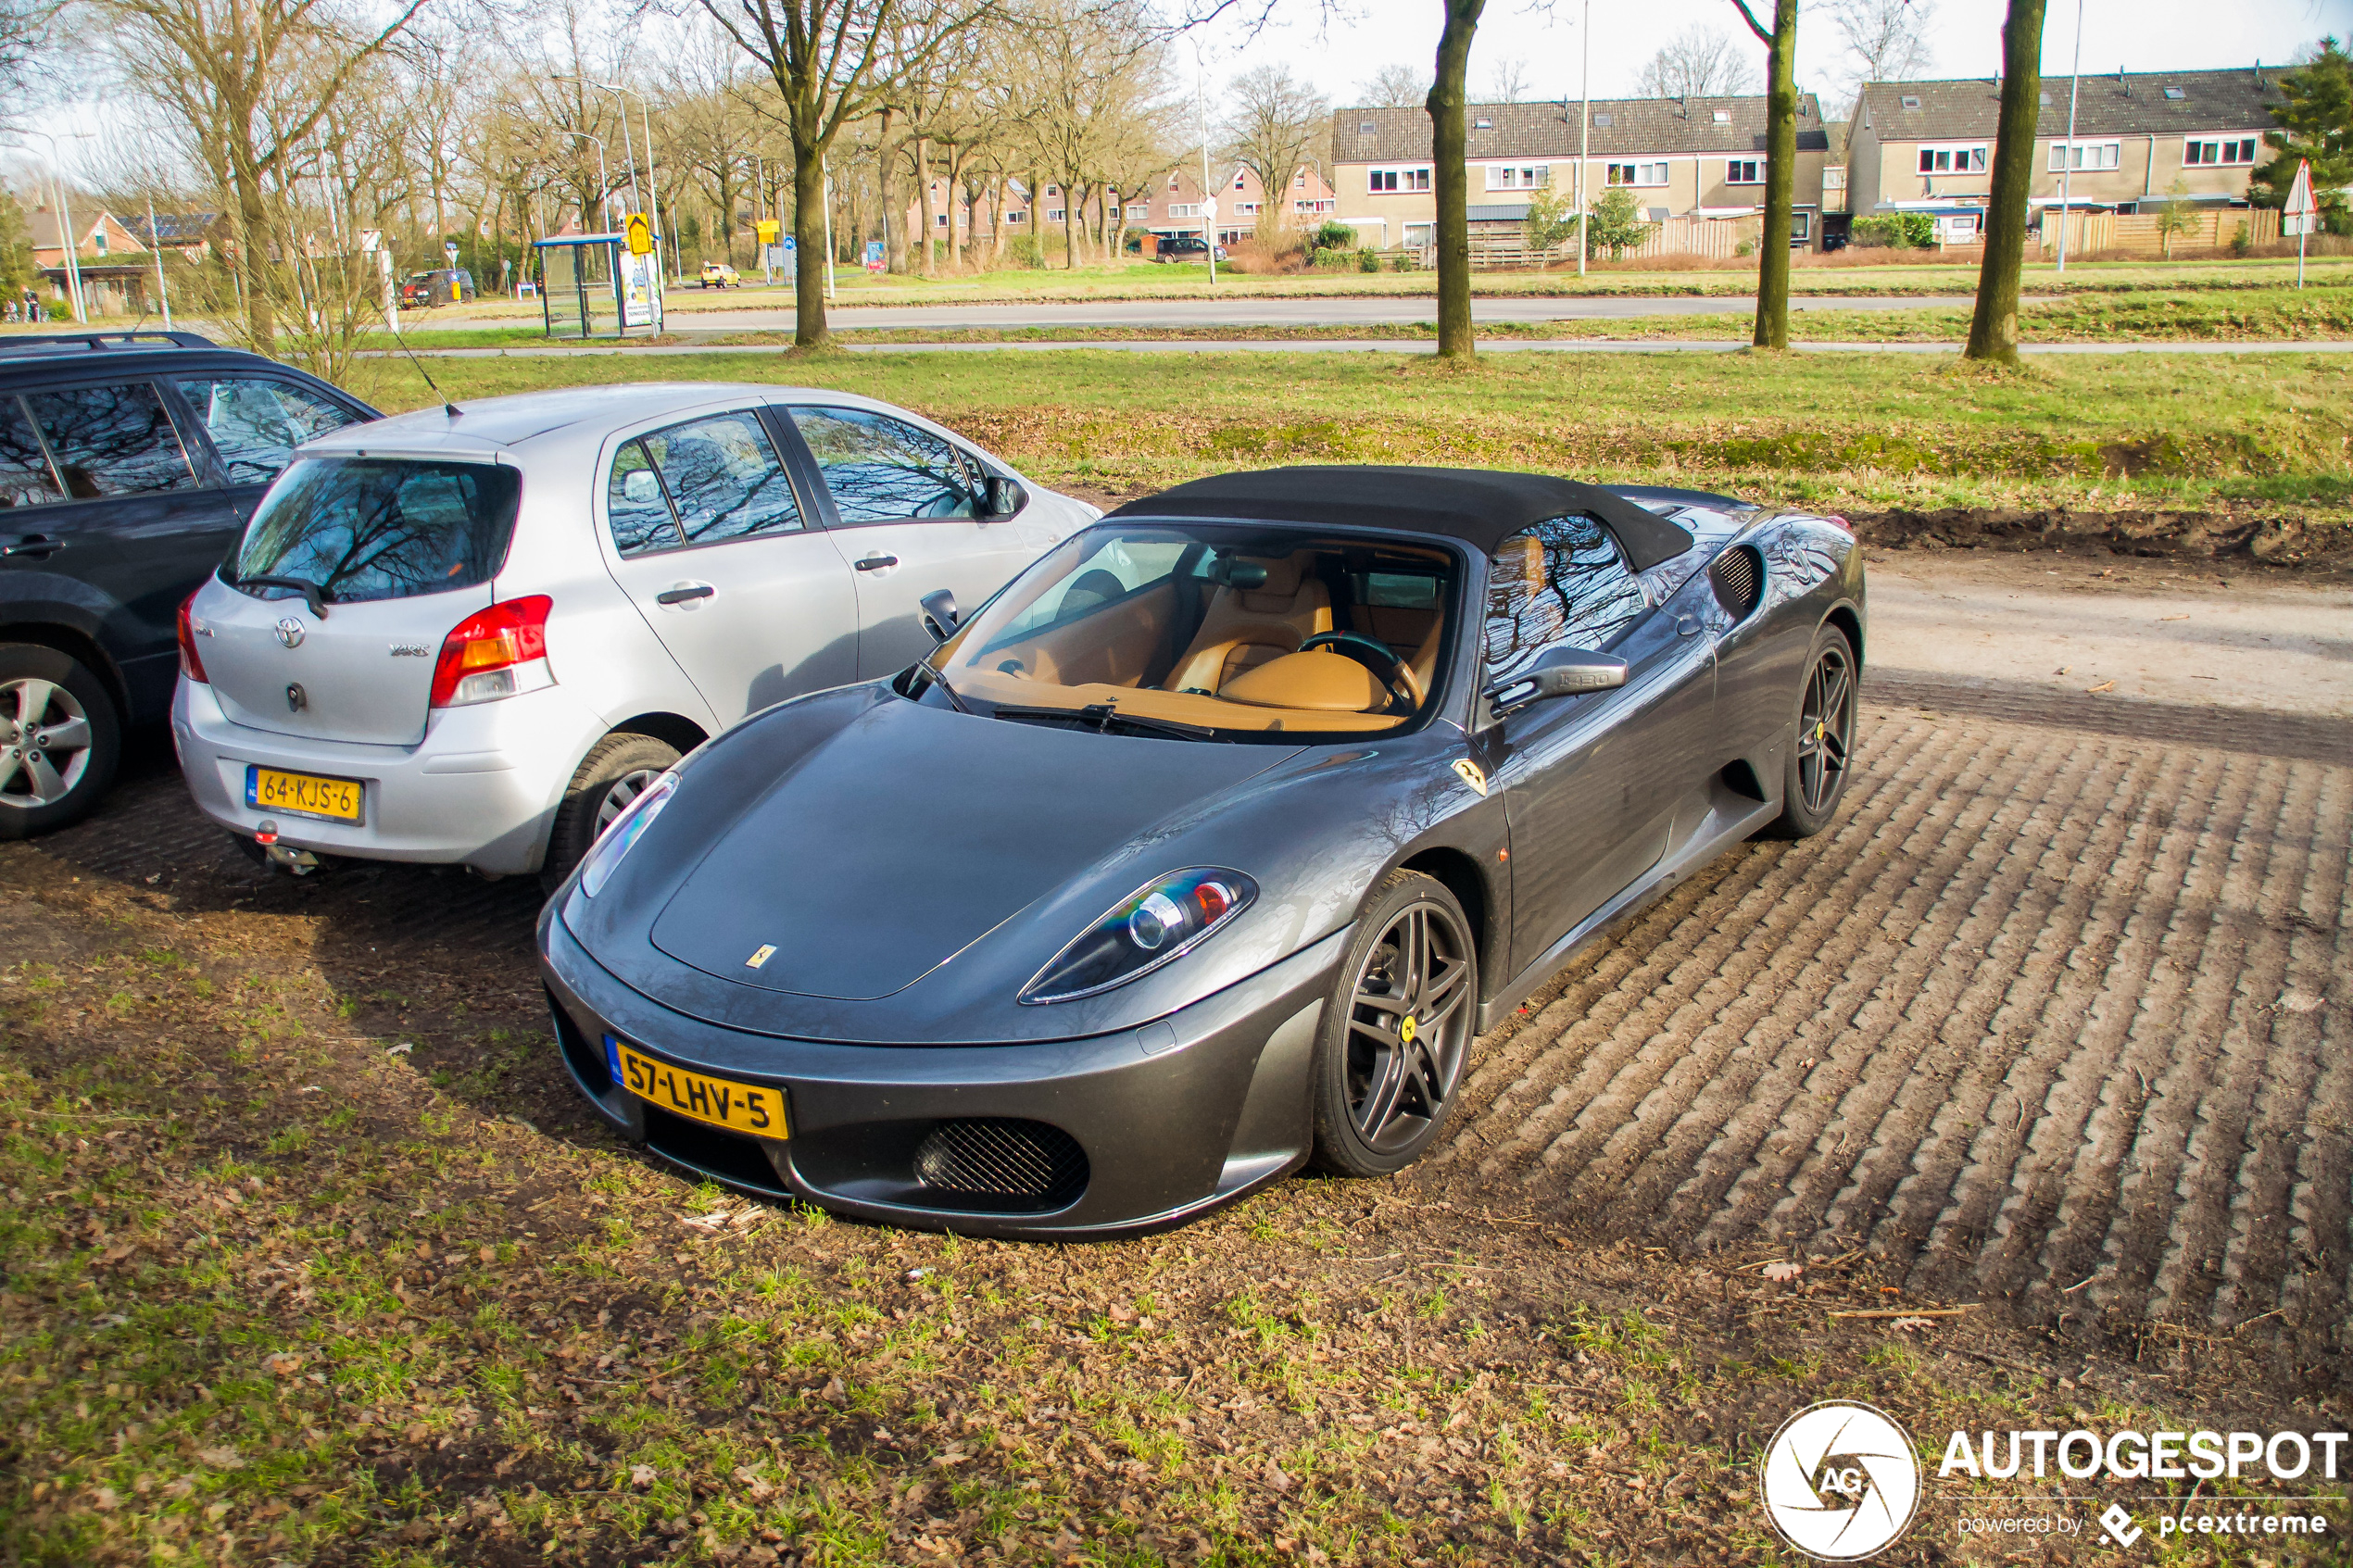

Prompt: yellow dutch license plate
xmin=246 ymin=765 xmax=363 ymax=823
xmin=616 ymin=1043 xmax=787 ymax=1138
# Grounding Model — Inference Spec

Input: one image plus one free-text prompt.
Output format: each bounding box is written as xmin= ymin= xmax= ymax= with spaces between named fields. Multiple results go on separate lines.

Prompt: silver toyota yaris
xmin=171 ymin=383 xmax=1096 ymax=886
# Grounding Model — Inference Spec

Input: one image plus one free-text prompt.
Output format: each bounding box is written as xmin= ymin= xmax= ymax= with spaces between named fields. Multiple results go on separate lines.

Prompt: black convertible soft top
xmin=1106 ymin=465 xmax=1697 ymax=572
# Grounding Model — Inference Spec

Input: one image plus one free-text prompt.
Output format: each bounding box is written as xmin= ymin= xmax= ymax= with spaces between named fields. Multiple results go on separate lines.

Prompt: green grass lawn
xmin=358 ymin=345 xmax=2352 ymax=520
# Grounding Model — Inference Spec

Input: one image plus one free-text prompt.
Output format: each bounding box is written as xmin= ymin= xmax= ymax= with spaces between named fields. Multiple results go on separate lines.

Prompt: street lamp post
xmin=2055 ymin=0 xmax=2085 ymax=273
xmin=1577 ymin=0 xmax=1591 ymax=278
xmin=573 ymin=132 xmax=612 ymax=231
xmin=13 ymin=131 xmax=94 ymax=322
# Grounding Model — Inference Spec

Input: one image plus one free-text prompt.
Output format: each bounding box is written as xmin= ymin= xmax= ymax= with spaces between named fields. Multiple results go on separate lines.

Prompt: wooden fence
xmin=1466 ymin=212 xmax=1764 ymax=270
xmin=2036 ymin=205 xmax=2279 ymax=258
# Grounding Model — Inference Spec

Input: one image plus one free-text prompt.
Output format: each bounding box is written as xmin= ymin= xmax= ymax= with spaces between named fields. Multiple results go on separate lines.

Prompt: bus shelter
xmin=533 ymin=232 xmax=664 ymax=339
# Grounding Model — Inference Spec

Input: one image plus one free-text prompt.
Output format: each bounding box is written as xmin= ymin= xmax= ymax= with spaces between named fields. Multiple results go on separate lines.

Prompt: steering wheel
xmin=1298 ymin=631 xmax=1424 ymax=713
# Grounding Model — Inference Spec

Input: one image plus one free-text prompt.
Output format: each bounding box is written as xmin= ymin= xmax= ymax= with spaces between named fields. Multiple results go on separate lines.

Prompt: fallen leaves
xmin=260 ymin=1351 xmax=304 ymax=1377
xmin=629 ymin=1463 xmax=658 ymax=1489
xmin=1760 ymin=1261 xmax=1805 ymax=1284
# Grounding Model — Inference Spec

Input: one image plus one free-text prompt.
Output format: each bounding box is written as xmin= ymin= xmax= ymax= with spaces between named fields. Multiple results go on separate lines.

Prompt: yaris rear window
xmin=231 ymin=457 xmax=521 ymax=605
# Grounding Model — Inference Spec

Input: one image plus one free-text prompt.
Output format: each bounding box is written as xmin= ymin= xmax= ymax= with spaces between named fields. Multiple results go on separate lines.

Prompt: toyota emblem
xmin=275 ymin=618 xmax=307 ymax=649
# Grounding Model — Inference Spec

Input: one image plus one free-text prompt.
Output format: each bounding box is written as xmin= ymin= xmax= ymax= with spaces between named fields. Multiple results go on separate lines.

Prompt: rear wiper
xmin=989 ymin=702 xmax=1217 ymax=741
xmin=237 ymin=574 xmax=333 ymax=619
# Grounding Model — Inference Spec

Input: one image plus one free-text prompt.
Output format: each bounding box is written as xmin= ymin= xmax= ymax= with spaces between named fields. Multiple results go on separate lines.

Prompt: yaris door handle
xmin=1 ymin=534 xmax=64 ymax=558
xmin=853 ymin=554 xmax=900 ymax=571
xmin=655 ymin=583 xmax=714 ymax=606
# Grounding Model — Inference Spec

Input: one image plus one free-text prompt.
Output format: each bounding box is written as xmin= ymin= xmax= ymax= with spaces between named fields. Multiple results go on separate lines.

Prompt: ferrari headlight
xmin=578 ymin=771 xmax=676 ymax=897
xmin=1019 ymin=868 xmax=1257 ymax=1005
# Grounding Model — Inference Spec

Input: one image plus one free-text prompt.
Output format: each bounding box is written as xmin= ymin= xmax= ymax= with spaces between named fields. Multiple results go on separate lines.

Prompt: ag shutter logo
xmin=1761 ymin=1400 xmax=1921 ymax=1560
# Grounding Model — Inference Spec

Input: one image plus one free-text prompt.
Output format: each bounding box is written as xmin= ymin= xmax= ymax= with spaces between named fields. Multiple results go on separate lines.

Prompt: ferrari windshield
xmin=919 ymin=523 xmax=1458 ymax=739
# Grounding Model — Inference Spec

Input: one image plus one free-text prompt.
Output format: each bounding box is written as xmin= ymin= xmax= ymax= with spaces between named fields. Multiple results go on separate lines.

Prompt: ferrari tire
xmin=1309 ymin=870 xmax=1478 ymax=1178
xmin=543 ymin=732 xmax=681 ymax=894
xmin=0 ymin=644 xmax=120 ymax=841
xmin=1761 ymin=624 xmax=1857 ymax=840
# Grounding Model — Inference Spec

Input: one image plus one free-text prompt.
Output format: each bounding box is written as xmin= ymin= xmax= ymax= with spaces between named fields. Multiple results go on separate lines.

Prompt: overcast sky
xmin=1193 ymin=0 xmax=2347 ymax=114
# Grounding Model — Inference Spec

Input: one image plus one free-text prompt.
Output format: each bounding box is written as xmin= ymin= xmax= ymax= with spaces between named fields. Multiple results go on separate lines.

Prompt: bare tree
xmin=1480 ymin=54 xmax=1531 ymax=104
xmin=1357 ymin=62 xmax=1426 ymax=107
xmin=692 ymin=0 xmax=1000 ymax=345
xmin=1825 ymin=0 xmax=1931 ymax=146
xmin=1963 ymin=0 xmax=2045 ymax=365
xmin=0 ymin=0 xmax=59 ymax=130
xmin=1726 ymin=0 xmax=1794 ymax=348
xmin=1635 ymin=22 xmax=1757 ymax=99
xmin=1220 ymin=61 xmax=1324 ymax=240
xmin=85 ymin=0 xmax=438 ymax=346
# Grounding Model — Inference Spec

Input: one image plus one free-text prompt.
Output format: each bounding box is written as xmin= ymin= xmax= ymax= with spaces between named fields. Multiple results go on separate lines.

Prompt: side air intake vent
xmin=914 ymin=1119 xmax=1088 ymax=1209
xmin=1709 ymin=545 xmax=1763 ymax=621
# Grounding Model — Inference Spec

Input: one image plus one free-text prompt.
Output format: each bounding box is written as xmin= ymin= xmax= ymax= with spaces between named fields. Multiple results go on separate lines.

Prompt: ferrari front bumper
xmin=539 ymin=908 xmax=1349 ymax=1240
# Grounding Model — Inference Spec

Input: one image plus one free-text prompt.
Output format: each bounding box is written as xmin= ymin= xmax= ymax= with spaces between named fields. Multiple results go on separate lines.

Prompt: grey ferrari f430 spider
xmin=540 ymin=466 xmax=1865 ymax=1237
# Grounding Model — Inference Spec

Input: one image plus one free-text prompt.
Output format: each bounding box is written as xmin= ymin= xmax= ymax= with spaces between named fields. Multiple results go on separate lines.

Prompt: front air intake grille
xmin=914 ymin=1119 xmax=1088 ymax=1207
xmin=1709 ymin=545 xmax=1763 ymax=621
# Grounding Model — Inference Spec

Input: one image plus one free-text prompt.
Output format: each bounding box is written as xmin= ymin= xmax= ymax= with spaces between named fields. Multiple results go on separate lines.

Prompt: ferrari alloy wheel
xmin=0 ymin=645 xmax=120 ymax=841
xmin=1764 ymin=625 xmax=1857 ymax=840
xmin=1311 ymin=870 xmax=1479 ymax=1176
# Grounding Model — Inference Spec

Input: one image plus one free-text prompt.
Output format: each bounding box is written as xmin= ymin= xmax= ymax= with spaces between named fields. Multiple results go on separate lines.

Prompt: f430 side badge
xmin=1452 ymin=759 xmax=1489 ymax=797
xmin=745 ymin=944 xmax=777 ymax=970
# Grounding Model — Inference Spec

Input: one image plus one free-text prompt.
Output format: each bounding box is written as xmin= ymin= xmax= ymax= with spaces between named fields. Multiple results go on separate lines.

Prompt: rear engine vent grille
xmin=1709 ymin=546 xmax=1763 ymax=621
xmin=914 ymin=1119 xmax=1088 ymax=1206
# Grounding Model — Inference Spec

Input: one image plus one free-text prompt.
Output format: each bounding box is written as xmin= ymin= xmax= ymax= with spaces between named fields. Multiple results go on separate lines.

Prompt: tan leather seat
xmin=1164 ymin=556 xmax=1332 ymax=693
xmin=1219 ymin=649 xmax=1387 ymax=711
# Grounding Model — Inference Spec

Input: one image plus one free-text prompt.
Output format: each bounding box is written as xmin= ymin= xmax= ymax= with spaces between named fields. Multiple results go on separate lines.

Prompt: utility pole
xmin=1577 ymin=0 xmax=1591 ymax=277
xmin=146 ymin=199 xmax=172 ymax=329
xmin=822 ymin=155 xmax=837 ymax=302
xmin=2055 ymin=0 xmax=2083 ymax=272
xmin=1198 ymin=57 xmax=1219 ymax=286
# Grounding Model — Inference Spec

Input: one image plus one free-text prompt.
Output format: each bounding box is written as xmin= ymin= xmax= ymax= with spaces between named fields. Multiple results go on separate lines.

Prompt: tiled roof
xmin=1330 ymin=94 xmax=1828 ymax=165
xmin=1856 ymin=68 xmax=2279 ymax=142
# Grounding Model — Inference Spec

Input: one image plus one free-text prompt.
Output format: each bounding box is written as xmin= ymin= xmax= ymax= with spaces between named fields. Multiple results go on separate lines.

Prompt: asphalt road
xmin=658 ymin=294 xmax=1984 ymax=332
xmin=15 ymin=555 xmax=2347 ymax=1356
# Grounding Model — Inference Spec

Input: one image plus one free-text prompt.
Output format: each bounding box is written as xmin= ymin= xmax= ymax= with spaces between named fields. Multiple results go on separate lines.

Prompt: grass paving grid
xmin=4 ymin=688 xmax=2352 ymax=1564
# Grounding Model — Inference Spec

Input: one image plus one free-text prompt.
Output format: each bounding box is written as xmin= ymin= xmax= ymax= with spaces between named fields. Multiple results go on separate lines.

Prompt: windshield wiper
xmin=914 ymin=661 xmax=972 ymax=713
xmin=237 ymin=574 xmax=333 ymax=619
xmin=988 ymin=702 xmax=1217 ymax=741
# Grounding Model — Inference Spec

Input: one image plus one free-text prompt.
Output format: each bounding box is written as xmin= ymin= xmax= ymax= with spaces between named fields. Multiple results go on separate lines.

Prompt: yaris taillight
xmin=176 ymin=592 xmax=208 ymax=683
xmin=430 ymin=596 xmax=554 ymax=708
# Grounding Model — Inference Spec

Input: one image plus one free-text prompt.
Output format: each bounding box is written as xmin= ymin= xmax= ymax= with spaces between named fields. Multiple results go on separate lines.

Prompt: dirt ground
xmin=3 ymin=553 xmax=2349 ymax=1565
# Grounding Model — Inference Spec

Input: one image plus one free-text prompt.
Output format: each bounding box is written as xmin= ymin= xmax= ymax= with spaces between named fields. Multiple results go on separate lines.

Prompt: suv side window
xmin=22 ymin=383 xmax=196 ymax=498
xmin=0 ymin=395 xmax=63 ymax=508
xmin=786 ymin=407 xmax=984 ymax=523
xmin=604 ymin=411 xmax=802 ymax=558
xmin=173 ymin=375 xmax=366 ymax=485
xmin=1484 ymin=514 xmax=1647 ymax=684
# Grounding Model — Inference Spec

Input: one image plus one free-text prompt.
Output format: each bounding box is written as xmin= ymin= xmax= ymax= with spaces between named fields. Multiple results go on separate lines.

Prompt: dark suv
xmin=0 ymin=331 xmax=379 ymax=836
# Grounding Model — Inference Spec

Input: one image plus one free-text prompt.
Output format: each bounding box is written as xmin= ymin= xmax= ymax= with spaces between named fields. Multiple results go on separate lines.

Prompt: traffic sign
xmin=755 ymin=220 xmax=781 ymax=245
xmin=625 ymin=213 xmax=654 ymax=256
xmin=2282 ymin=160 xmax=2318 ymax=237
xmin=1203 ymin=197 xmax=1219 ymax=221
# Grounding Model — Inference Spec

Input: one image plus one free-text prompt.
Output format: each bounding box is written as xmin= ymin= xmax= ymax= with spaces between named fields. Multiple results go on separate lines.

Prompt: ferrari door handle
xmin=656 ymin=583 xmax=714 ymax=606
xmin=1 ymin=534 xmax=64 ymax=558
xmin=853 ymin=554 xmax=899 ymax=571
xmin=1675 ymin=614 xmax=1701 ymax=637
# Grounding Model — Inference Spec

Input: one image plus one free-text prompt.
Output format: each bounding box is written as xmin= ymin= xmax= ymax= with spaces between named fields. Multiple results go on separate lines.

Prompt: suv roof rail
xmin=0 ymin=330 xmax=220 ymax=359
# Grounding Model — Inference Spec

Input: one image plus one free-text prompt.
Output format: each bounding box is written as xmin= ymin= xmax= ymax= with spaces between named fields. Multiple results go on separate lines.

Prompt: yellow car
xmin=698 ymin=262 xmax=741 ymax=289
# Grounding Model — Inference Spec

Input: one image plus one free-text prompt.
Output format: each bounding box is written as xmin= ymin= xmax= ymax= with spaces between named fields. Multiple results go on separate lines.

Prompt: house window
xmin=1605 ymin=161 xmax=1669 ymax=187
xmin=1900 ymin=94 xmax=1921 ymax=109
xmin=1592 ymin=112 xmax=1612 ymax=128
xmin=1167 ymin=203 xmax=1202 ymax=219
xmin=1725 ymin=159 xmax=1762 ymax=184
xmin=1005 ymin=210 xmax=1026 ymax=225
xmin=2047 ymin=141 xmax=2121 ymax=171
xmin=935 ymin=212 xmax=949 ymax=228
xmin=2162 ymin=86 xmax=2185 ymax=100
xmin=1369 ymin=166 xmax=1432 ymax=193
xmin=1046 ymin=207 xmax=1065 ymax=222
xmin=1916 ymin=144 xmax=1988 ymax=174
xmin=1790 ymin=211 xmax=1812 ymax=241
xmin=1711 ymin=109 xmax=1730 ymax=124
xmin=2183 ymin=136 xmax=2259 ymax=166
xmin=1474 ymin=118 xmax=1493 ymax=130
xmin=1823 ymin=167 xmax=1847 ymax=192
xmin=1234 ymin=201 xmax=1261 ymax=215
xmin=1295 ymin=170 xmax=1307 ymax=187
xmin=1234 ymin=173 xmax=1246 ymax=190
xmin=1484 ymin=164 xmax=1549 ymax=191
xmin=1358 ymin=120 xmax=1376 ymax=134
xmin=1167 ymin=174 xmax=1179 ymax=191
xmin=92 ymin=229 xmax=108 ymax=256
xmin=1045 ymin=184 xmax=1059 ymax=196
xmin=1126 ymin=203 xmax=1150 ymax=220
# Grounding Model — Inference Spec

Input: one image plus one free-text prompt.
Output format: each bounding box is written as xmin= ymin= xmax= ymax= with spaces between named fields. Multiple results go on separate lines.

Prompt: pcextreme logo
xmin=1760 ymin=1401 xmax=1922 ymax=1561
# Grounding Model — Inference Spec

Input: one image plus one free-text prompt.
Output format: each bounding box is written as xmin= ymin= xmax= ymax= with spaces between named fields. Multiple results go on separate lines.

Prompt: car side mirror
xmin=920 ymin=589 xmax=960 ymax=643
xmin=1483 ymin=646 xmax=1627 ymax=715
xmin=982 ymin=474 xmax=1025 ymax=519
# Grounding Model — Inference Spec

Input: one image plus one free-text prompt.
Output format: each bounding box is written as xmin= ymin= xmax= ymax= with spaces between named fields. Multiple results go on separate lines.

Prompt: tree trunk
xmin=878 ymin=110 xmax=904 ymax=274
xmin=1428 ymin=0 xmax=1485 ymax=360
xmin=991 ymin=177 xmax=1009 ymax=260
xmin=791 ymin=142 xmax=829 ymax=347
xmin=228 ymin=144 xmax=275 ymax=349
xmin=916 ymin=137 xmax=937 ymax=277
xmin=1751 ymin=0 xmax=1797 ymax=349
xmin=1964 ymin=0 xmax=2048 ymax=365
